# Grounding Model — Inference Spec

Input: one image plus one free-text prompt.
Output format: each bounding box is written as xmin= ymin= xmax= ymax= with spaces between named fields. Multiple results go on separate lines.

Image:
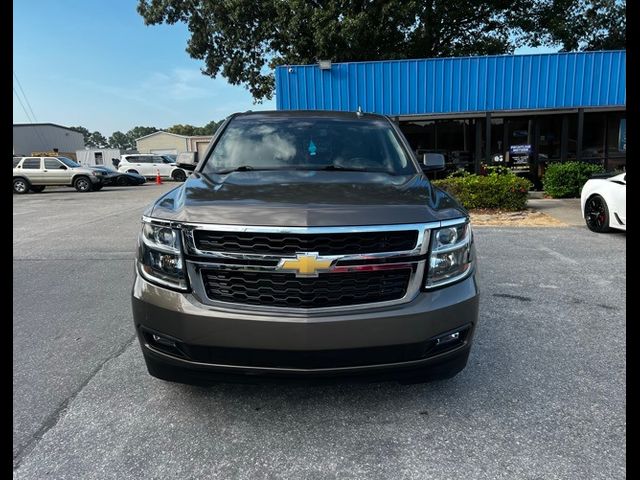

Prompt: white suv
xmin=117 ymin=154 xmax=188 ymax=181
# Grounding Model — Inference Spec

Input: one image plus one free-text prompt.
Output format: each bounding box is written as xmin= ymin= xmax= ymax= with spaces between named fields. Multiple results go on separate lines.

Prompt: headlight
xmin=138 ymin=221 xmax=188 ymax=291
xmin=425 ymin=221 xmax=474 ymax=289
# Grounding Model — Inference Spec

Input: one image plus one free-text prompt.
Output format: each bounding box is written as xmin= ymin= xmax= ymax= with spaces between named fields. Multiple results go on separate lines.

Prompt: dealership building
xmin=275 ymin=50 xmax=625 ymax=186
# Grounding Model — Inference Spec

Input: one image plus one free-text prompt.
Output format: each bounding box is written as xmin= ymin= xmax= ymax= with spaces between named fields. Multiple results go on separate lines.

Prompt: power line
xmin=13 ymin=72 xmax=39 ymax=123
xmin=13 ymin=86 xmax=49 ymax=151
xmin=13 ymin=71 xmax=53 ymax=151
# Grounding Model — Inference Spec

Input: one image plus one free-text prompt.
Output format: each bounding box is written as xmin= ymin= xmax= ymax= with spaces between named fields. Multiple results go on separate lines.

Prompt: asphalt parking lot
xmin=13 ymin=184 xmax=625 ymax=479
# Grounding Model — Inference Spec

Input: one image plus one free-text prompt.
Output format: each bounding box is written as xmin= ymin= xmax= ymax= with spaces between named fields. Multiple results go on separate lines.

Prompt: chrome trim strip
xmin=139 ymin=216 xmax=469 ymax=312
xmin=187 ymin=260 xmax=425 ymax=315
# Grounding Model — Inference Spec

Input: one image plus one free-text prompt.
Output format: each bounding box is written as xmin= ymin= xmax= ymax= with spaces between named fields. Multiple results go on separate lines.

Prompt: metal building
xmin=135 ymin=131 xmax=212 ymax=161
xmin=13 ymin=123 xmax=85 ymax=157
xmin=276 ymin=50 xmax=626 ymax=185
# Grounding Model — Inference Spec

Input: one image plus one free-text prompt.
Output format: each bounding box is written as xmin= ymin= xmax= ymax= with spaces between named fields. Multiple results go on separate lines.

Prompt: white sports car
xmin=580 ymin=172 xmax=626 ymax=232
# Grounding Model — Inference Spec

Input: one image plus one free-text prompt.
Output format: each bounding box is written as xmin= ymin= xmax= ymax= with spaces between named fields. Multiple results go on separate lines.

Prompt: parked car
xmin=117 ymin=154 xmax=188 ymax=181
xmin=133 ymin=110 xmax=479 ymax=385
xmin=581 ymin=172 xmax=626 ymax=232
xmin=87 ymin=166 xmax=146 ymax=186
xmin=13 ymin=156 xmax=104 ymax=193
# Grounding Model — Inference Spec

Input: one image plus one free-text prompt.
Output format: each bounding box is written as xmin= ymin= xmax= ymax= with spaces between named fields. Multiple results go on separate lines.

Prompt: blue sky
xmin=13 ymin=0 xmax=556 ymax=137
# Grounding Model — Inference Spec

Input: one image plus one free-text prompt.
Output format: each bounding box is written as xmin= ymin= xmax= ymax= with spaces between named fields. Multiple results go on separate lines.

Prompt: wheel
xmin=74 ymin=176 xmax=92 ymax=192
xmin=93 ymin=184 xmax=104 ymax=191
xmin=584 ymin=194 xmax=612 ymax=233
xmin=13 ymin=178 xmax=30 ymax=194
xmin=116 ymin=176 xmax=129 ymax=186
xmin=29 ymin=185 xmax=46 ymax=193
xmin=172 ymin=169 xmax=187 ymax=182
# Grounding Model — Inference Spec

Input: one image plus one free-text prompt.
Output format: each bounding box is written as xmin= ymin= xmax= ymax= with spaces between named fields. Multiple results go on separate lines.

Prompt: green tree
xmin=86 ymin=131 xmax=108 ymax=148
xmin=69 ymin=126 xmax=91 ymax=145
xmin=166 ymin=124 xmax=199 ymax=136
xmin=136 ymin=0 xmax=625 ymax=102
xmin=198 ymin=120 xmax=221 ymax=135
xmin=522 ymin=0 xmax=626 ymax=51
xmin=125 ymin=126 xmax=159 ymax=148
xmin=108 ymin=131 xmax=133 ymax=149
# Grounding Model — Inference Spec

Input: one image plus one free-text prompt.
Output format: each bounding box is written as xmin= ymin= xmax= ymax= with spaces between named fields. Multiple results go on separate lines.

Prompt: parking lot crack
xmin=12 ymin=335 xmax=137 ymax=471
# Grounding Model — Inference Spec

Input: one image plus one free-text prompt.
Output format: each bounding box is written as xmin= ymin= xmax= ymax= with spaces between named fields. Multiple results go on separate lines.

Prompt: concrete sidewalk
xmin=527 ymin=197 xmax=583 ymax=226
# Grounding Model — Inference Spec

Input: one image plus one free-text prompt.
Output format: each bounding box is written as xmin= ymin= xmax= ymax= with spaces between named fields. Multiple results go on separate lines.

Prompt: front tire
xmin=172 ymin=169 xmax=187 ymax=182
xmin=13 ymin=178 xmax=30 ymax=194
xmin=74 ymin=176 xmax=92 ymax=192
xmin=93 ymin=184 xmax=104 ymax=191
xmin=585 ymin=194 xmax=612 ymax=233
xmin=116 ymin=176 xmax=129 ymax=186
xmin=29 ymin=185 xmax=46 ymax=193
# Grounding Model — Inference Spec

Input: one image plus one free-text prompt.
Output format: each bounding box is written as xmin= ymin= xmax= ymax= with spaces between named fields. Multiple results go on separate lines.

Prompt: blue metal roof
xmin=275 ymin=50 xmax=625 ymax=115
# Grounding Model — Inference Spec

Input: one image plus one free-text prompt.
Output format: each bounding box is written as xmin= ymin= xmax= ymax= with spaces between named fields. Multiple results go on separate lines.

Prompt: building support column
xmin=561 ymin=115 xmax=569 ymax=162
xmin=474 ymin=119 xmax=482 ymax=174
xmin=502 ymin=118 xmax=509 ymax=161
xmin=533 ymin=119 xmax=542 ymax=189
xmin=603 ymin=114 xmax=609 ymax=170
xmin=484 ymin=112 xmax=492 ymax=166
xmin=576 ymin=108 xmax=584 ymax=162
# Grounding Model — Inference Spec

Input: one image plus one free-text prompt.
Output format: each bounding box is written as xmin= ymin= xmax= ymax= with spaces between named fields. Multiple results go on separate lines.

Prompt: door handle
xmin=43 ymin=170 xmax=48 ymax=172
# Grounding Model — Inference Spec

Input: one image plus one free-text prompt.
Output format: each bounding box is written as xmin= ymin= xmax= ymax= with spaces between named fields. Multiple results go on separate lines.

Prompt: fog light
xmin=152 ymin=334 xmax=176 ymax=348
xmin=436 ymin=331 xmax=460 ymax=346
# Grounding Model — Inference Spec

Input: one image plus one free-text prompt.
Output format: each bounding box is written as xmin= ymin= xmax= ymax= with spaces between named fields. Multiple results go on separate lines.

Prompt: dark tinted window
xmin=203 ymin=116 xmax=416 ymax=175
xmin=57 ymin=157 xmax=81 ymax=168
xmin=13 ymin=157 xmax=21 ymax=167
xmin=45 ymin=158 xmax=62 ymax=169
xmin=22 ymin=158 xmax=41 ymax=169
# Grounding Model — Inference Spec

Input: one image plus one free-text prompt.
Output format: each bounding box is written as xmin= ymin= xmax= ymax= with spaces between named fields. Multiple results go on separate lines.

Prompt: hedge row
xmin=542 ymin=161 xmax=605 ymax=198
xmin=433 ymin=171 xmax=532 ymax=211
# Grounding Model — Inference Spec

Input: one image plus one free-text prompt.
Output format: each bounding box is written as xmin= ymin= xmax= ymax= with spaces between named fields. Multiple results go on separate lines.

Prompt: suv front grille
xmin=193 ymin=230 xmax=418 ymax=255
xmin=201 ymin=269 xmax=412 ymax=309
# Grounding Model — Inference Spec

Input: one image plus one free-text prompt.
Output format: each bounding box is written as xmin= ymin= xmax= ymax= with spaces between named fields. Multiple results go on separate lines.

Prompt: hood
xmin=149 ymin=170 xmax=466 ymax=226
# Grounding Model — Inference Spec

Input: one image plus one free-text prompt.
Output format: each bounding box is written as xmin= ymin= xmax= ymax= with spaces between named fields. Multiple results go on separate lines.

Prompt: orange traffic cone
xmin=155 ymin=170 xmax=163 ymax=185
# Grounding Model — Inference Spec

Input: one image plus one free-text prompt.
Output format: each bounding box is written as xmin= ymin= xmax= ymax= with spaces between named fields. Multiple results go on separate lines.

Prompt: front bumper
xmin=132 ymin=269 xmax=479 ymax=381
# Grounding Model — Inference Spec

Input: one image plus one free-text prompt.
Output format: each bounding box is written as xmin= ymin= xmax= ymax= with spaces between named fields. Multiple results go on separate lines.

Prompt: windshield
xmin=57 ymin=157 xmax=81 ymax=168
xmin=202 ymin=116 xmax=417 ymax=175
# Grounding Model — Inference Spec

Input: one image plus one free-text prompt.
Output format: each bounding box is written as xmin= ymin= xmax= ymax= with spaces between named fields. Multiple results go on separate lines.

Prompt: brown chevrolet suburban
xmin=132 ymin=110 xmax=479 ymax=384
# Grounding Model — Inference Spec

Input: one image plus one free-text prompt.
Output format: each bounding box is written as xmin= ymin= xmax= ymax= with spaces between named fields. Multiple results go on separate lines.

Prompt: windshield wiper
xmin=214 ymin=165 xmax=260 ymax=174
xmin=321 ymin=165 xmax=368 ymax=172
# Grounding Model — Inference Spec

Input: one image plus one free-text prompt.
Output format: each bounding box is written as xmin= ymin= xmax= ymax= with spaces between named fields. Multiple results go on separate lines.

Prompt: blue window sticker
xmin=308 ymin=140 xmax=317 ymax=156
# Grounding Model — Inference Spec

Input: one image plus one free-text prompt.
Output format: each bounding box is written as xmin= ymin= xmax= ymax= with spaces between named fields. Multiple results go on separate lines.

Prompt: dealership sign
xmin=510 ymin=144 xmax=532 ymax=156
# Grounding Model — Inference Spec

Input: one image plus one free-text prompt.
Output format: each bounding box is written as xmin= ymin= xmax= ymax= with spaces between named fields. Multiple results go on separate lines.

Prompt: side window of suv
xmin=44 ymin=158 xmax=63 ymax=169
xmin=22 ymin=158 xmax=42 ymax=169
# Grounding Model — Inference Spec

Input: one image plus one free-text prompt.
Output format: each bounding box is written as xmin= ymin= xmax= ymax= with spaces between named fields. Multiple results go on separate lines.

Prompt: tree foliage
xmin=69 ymin=126 xmax=91 ymax=145
xmin=166 ymin=121 xmax=222 ymax=136
xmin=87 ymin=131 xmax=108 ymax=148
xmin=136 ymin=0 xmax=625 ymax=102
xmin=108 ymin=131 xmax=133 ymax=149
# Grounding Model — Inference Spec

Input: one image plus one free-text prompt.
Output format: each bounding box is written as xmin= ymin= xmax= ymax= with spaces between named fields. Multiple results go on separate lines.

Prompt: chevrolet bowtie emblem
xmin=278 ymin=253 xmax=334 ymax=277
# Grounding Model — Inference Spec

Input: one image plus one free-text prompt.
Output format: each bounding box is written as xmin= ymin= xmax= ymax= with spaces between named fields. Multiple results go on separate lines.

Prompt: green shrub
xmin=542 ymin=161 xmax=605 ymax=198
xmin=433 ymin=172 xmax=532 ymax=211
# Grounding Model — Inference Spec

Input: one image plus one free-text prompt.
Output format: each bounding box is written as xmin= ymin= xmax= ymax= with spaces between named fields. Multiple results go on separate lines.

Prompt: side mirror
xmin=176 ymin=152 xmax=197 ymax=171
xmin=59 ymin=165 xmax=67 ymax=170
xmin=421 ymin=153 xmax=445 ymax=171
